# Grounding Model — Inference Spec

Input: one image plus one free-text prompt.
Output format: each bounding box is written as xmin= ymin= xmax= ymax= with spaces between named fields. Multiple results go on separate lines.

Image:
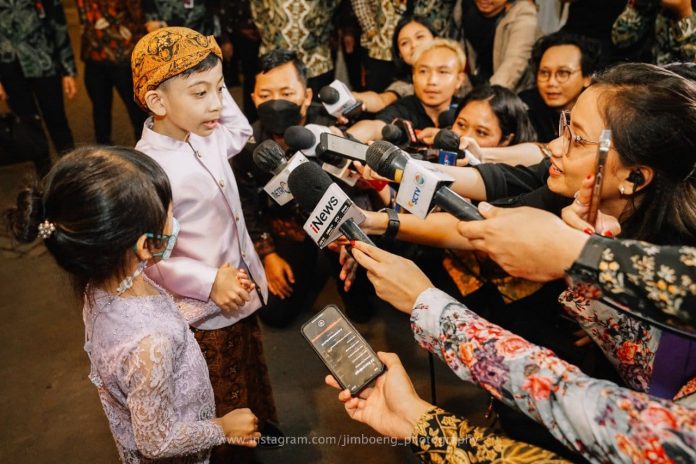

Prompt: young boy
xmin=131 ymin=26 xmax=277 ymax=462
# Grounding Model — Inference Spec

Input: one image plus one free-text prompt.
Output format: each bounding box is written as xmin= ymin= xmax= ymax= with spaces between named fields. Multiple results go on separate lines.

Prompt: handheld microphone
xmin=432 ymin=129 xmax=480 ymax=166
xmin=318 ymin=80 xmax=363 ymax=119
xmin=365 ymin=141 xmax=483 ymax=221
xmin=381 ymin=124 xmax=408 ymax=145
xmin=253 ymin=139 xmax=309 ymax=205
xmin=253 ymin=139 xmax=288 ymax=175
xmin=287 ymin=161 xmax=375 ymax=247
xmin=392 ymin=118 xmax=418 ymax=145
xmin=284 ymin=125 xmax=315 ymax=152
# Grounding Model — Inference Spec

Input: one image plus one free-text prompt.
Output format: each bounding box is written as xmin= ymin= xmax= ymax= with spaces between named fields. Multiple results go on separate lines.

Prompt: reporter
xmin=325 ymin=351 xmax=568 ymax=462
xmin=350 ymin=241 xmax=696 ymax=463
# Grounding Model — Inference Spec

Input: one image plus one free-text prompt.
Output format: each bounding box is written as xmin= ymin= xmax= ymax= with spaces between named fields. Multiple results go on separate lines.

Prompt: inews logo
xmin=309 ymin=196 xmax=340 ymax=234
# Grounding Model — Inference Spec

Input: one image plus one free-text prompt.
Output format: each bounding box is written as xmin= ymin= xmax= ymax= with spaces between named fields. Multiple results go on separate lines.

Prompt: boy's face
xmin=412 ymin=47 xmax=464 ymax=109
xmin=149 ymin=61 xmax=226 ymax=139
xmin=252 ymin=62 xmax=312 ymax=115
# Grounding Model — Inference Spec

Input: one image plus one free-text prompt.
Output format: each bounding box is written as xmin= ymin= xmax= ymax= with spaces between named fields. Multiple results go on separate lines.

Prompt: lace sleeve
xmin=122 ymin=335 xmax=226 ymax=459
xmin=174 ymin=297 xmax=221 ymax=325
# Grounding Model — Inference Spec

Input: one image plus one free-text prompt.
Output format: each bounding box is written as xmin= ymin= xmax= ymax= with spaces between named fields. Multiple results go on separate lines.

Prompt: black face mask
xmin=257 ymin=99 xmax=302 ymax=135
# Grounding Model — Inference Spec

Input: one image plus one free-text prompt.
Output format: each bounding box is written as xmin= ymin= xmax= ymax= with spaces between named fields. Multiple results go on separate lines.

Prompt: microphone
xmin=253 ymin=139 xmax=287 ymax=175
xmin=287 ymin=161 xmax=375 ymax=247
xmin=381 ymin=124 xmax=408 ymax=145
xmin=365 ymin=141 xmax=483 ymax=221
xmin=253 ymin=139 xmax=309 ymax=205
xmin=432 ymin=129 xmax=461 ymax=166
xmin=318 ymin=80 xmax=363 ymax=120
xmin=284 ymin=125 xmax=315 ymax=153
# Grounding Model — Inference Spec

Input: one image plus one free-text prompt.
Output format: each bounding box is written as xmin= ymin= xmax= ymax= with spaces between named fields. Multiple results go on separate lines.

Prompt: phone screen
xmin=301 ymin=305 xmax=384 ymax=394
xmin=325 ymin=134 xmax=368 ymax=162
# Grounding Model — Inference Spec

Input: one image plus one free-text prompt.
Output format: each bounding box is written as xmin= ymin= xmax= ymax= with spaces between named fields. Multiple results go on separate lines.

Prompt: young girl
xmin=6 ymin=146 xmax=260 ymax=463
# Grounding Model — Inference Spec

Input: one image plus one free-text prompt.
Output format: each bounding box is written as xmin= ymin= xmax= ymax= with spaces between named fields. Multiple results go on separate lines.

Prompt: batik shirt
xmin=411 ymin=288 xmax=696 ymax=463
xmin=0 ymin=0 xmax=76 ymax=78
xmin=249 ymin=0 xmax=340 ymax=78
xmin=143 ymin=0 xmax=219 ymax=36
xmin=352 ymin=0 xmax=408 ymax=61
xmin=612 ymin=0 xmax=696 ymax=64
xmin=76 ymin=0 xmax=146 ymax=63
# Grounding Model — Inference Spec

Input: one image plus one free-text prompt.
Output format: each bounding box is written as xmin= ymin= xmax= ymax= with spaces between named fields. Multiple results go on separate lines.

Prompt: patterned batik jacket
xmin=612 ymin=0 xmax=696 ymax=64
xmin=0 ymin=0 xmax=76 ymax=78
xmin=250 ymin=0 xmax=340 ymax=79
xmin=76 ymin=0 xmax=146 ymax=63
xmin=143 ymin=0 xmax=219 ymax=36
xmin=411 ymin=288 xmax=696 ymax=463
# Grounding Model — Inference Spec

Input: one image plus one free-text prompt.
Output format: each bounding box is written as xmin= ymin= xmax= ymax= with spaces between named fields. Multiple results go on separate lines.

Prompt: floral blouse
xmin=76 ymin=0 xmax=146 ymax=63
xmin=410 ymin=288 xmax=696 ymax=463
xmin=569 ymin=236 xmax=696 ymax=332
xmin=83 ymin=277 xmax=226 ymax=463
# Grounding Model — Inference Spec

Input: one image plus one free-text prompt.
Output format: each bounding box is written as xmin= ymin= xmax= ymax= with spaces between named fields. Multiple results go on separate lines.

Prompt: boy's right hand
xmin=214 ymin=408 xmax=260 ymax=447
xmin=210 ymin=263 xmax=252 ymax=312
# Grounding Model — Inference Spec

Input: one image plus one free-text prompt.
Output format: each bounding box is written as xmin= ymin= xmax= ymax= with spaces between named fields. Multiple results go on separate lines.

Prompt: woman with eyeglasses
xmin=349 ymin=62 xmax=696 ymax=462
xmin=518 ymin=31 xmax=603 ymax=143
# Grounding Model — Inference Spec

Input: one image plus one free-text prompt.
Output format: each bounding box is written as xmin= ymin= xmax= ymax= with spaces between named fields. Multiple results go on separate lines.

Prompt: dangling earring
xmin=116 ymin=261 xmax=147 ymax=295
xmin=619 ymin=185 xmax=626 ymax=195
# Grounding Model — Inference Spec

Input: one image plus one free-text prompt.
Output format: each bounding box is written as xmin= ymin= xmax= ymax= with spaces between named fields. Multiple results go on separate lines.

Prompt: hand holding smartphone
xmin=587 ymin=129 xmax=612 ymax=226
xmin=301 ymin=305 xmax=385 ymax=395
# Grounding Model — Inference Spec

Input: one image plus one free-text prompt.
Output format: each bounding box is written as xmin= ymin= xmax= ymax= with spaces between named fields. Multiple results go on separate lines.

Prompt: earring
xmin=619 ymin=185 xmax=626 ymax=195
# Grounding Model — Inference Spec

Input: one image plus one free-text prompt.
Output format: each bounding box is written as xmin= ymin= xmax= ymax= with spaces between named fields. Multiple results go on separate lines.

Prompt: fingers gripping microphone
xmin=253 ymin=139 xmax=309 ymax=205
xmin=366 ymin=141 xmax=484 ymax=221
xmin=287 ymin=162 xmax=375 ymax=247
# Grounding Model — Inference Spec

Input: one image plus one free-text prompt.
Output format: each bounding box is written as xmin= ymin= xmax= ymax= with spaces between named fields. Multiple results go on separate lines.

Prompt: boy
xmin=131 ymin=26 xmax=277 ymax=462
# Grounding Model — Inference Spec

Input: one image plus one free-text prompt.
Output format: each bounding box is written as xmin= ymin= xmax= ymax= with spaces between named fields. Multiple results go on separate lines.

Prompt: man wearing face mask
xmin=232 ymin=49 xmax=376 ymax=328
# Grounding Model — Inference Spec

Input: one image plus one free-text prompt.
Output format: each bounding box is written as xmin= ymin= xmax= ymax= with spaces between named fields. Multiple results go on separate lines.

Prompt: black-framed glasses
xmin=538 ymin=68 xmax=581 ymax=83
xmin=558 ymin=110 xmax=601 ymax=156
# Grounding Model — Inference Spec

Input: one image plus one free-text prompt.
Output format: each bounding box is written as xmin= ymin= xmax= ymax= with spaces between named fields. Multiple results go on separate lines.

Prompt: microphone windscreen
xmin=433 ymin=129 xmax=460 ymax=152
xmin=287 ymin=161 xmax=334 ymax=212
xmin=252 ymin=139 xmax=287 ymax=173
xmin=438 ymin=108 xmax=458 ymax=128
xmin=381 ymin=124 xmax=405 ymax=144
xmin=284 ymin=125 xmax=316 ymax=151
xmin=366 ymin=140 xmax=401 ymax=178
xmin=318 ymin=86 xmax=340 ymax=104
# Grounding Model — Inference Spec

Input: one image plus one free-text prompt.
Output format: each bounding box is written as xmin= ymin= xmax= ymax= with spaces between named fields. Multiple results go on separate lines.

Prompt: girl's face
xmin=546 ymin=86 xmax=629 ymax=200
xmin=452 ymin=99 xmax=507 ymax=147
xmin=398 ymin=21 xmax=434 ymax=66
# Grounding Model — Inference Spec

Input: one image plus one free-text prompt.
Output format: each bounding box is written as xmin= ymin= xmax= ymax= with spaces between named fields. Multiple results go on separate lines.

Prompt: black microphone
xmin=253 ymin=139 xmax=288 ymax=175
xmin=432 ymin=129 xmax=460 ymax=152
xmin=437 ymin=108 xmax=458 ymax=129
xmin=381 ymin=124 xmax=407 ymax=145
xmin=365 ymin=141 xmax=484 ymax=221
xmin=319 ymin=86 xmax=340 ymax=104
xmin=284 ymin=125 xmax=316 ymax=153
xmin=287 ymin=162 xmax=375 ymax=245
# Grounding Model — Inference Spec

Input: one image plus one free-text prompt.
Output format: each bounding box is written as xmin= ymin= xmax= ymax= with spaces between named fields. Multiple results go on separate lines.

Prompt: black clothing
xmin=518 ymin=88 xmax=559 ymax=144
xmin=375 ymin=94 xmax=438 ymax=128
xmin=461 ymin=0 xmax=503 ymax=84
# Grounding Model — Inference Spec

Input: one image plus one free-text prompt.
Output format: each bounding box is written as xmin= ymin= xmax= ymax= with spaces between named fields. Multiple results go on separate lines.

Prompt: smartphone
xmin=587 ymin=129 xmax=612 ymax=226
xmin=317 ymin=132 xmax=368 ymax=162
xmin=301 ymin=305 xmax=385 ymax=395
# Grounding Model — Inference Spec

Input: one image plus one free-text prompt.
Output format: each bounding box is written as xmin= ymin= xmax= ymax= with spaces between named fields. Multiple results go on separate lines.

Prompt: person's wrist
xmin=560 ymin=227 xmax=591 ymax=272
xmin=401 ymin=399 xmax=434 ymax=440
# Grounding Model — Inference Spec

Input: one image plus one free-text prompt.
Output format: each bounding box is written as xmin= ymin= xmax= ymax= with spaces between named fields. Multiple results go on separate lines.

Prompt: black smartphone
xmin=301 ymin=304 xmax=385 ymax=395
xmin=587 ymin=129 xmax=612 ymax=226
xmin=317 ymin=132 xmax=368 ymax=162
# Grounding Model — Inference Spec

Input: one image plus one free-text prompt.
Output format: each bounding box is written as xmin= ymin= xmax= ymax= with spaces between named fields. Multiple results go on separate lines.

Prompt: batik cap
xmin=131 ymin=27 xmax=222 ymax=110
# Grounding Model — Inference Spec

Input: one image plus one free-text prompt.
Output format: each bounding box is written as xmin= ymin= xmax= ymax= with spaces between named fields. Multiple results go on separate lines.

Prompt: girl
xmin=6 ymin=146 xmax=259 ymax=463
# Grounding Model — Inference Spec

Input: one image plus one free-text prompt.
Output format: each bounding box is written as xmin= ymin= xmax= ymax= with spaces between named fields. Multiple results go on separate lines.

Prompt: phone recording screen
xmin=302 ymin=305 xmax=383 ymax=393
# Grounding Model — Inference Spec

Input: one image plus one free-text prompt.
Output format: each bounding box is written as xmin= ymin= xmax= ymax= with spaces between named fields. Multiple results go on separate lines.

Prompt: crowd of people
xmin=3 ymin=1 xmax=696 ymax=463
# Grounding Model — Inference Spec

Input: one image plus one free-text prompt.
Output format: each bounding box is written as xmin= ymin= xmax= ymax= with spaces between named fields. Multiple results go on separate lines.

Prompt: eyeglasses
xmin=538 ymin=68 xmax=581 ymax=83
xmin=558 ymin=110 xmax=600 ymax=156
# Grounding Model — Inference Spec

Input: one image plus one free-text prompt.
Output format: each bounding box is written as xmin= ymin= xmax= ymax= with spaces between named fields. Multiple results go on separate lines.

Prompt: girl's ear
xmin=134 ymin=234 xmax=153 ymax=261
xmin=499 ymin=133 xmax=514 ymax=147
